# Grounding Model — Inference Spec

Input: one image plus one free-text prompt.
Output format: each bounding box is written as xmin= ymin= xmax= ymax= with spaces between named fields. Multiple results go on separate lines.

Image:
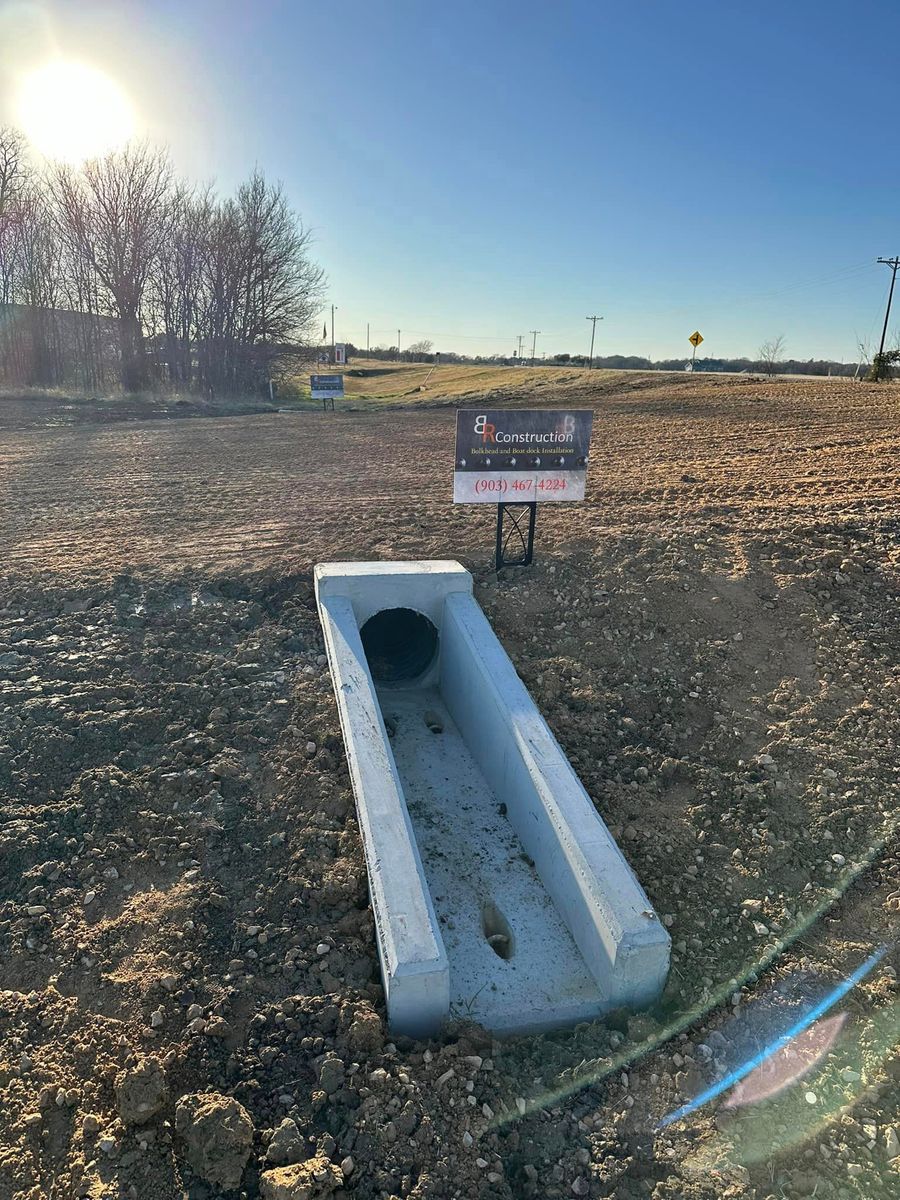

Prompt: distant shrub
xmin=865 ymin=350 xmax=900 ymax=382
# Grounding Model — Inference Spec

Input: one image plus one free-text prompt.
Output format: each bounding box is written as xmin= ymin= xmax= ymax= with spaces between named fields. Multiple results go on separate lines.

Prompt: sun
xmin=16 ymin=60 xmax=135 ymax=162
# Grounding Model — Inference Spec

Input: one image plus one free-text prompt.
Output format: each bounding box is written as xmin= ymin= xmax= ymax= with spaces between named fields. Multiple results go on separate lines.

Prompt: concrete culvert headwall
xmin=360 ymin=607 xmax=438 ymax=684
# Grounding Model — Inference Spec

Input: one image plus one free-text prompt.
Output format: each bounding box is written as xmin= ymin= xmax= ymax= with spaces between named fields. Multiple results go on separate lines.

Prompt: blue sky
xmin=1 ymin=0 xmax=898 ymax=361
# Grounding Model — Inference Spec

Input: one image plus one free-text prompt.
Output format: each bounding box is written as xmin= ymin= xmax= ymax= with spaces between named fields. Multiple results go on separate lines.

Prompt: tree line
xmin=0 ymin=127 xmax=325 ymax=393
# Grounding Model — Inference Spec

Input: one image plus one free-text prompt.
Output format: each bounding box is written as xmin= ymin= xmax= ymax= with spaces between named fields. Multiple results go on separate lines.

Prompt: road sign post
xmin=453 ymin=409 xmax=593 ymax=570
xmin=688 ymin=330 xmax=704 ymax=370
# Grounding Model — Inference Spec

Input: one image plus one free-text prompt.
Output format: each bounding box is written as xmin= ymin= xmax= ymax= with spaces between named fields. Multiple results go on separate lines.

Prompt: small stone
xmin=205 ymin=1017 xmax=231 ymax=1038
xmin=26 ymin=905 xmax=47 ymax=917
xmin=840 ymin=1068 xmax=861 ymax=1083
xmin=160 ymin=973 xmax=177 ymax=992
xmin=805 ymin=1091 xmax=817 ymax=1104
xmin=305 ymin=741 xmax=317 ymax=756
xmin=84 ymin=891 xmax=96 ymax=905
xmin=149 ymin=1008 xmax=164 ymax=1028
xmin=516 ymin=1097 xmax=527 ymax=1115
xmin=886 ymin=1126 xmax=900 ymax=1160
xmin=341 ymin=1155 xmax=355 ymax=1177
xmin=316 ymin=943 xmax=330 ymax=956
xmin=830 ymin=853 xmax=846 ymax=866
xmin=115 ymin=1058 xmax=168 ymax=1125
xmin=103 ymin=867 xmax=119 ymax=881
xmin=260 ymin=1158 xmax=342 ymax=1199
xmin=572 ymin=1179 xmax=590 ymax=1197
xmin=82 ymin=1114 xmax=101 ymax=1135
xmin=98 ymin=1135 xmax=118 ymax=1155
xmin=265 ymin=1117 xmax=304 ymax=1166
xmin=24 ymin=1112 xmax=42 ymax=1128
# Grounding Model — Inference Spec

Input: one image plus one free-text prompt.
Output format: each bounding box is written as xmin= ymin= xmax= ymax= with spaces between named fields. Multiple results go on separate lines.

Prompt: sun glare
xmin=16 ymin=60 xmax=135 ymax=162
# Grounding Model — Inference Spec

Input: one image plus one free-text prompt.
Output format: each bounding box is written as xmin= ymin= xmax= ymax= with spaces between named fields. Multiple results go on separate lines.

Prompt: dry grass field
xmin=0 ymin=368 xmax=898 ymax=1200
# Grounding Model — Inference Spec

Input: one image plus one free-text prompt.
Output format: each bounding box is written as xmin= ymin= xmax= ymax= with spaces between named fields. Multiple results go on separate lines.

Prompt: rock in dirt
xmin=174 ymin=1092 xmax=254 ymax=1190
xmin=114 ymin=1057 xmax=168 ymax=1125
xmin=316 ymin=1054 xmax=344 ymax=1095
xmin=266 ymin=1117 xmax=305 ymax=1165
xmin=259 ymin=1157 xmax=342 ymax=1200
xmin=345 ymin=1007 xmax=383 ymax=1056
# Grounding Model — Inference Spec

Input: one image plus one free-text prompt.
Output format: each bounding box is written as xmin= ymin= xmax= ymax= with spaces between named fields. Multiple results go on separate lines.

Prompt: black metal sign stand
xmin=322 ymin=396 xmax=335 ymax=412
xmin=495 ymin=502 xmax=537 ymax=570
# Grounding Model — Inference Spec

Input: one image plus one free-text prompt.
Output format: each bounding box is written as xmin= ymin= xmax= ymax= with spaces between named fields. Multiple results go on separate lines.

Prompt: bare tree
xmin=147 ymin=184 xmax=214 ymax=387
xmin=758 ymin=334 xmax=786 ymax=375
xmin=405 ymin=339 xmax=433 ymax=361
xmin=2 ymin=127 xmax=326 ymax=396
xmin=0 ymin=128 xmax=27 ymax=306
xmin=0 ymin=127 xmax=25 ymax=226
xmin=197 ymin=171 xmax=325 ymax=394
xmin=854 ymin=336 xmax=871 ymax=381
xmin=48 ymin=143 xmax=174 ymax=389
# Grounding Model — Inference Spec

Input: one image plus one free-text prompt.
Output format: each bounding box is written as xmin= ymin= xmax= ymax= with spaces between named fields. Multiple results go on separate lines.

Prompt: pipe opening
xmin=361 ymin=607 xmax=439 ymax=684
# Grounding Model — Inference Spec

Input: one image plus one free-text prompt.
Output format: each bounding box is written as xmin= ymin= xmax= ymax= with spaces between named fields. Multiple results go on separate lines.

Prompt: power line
xmin=529 ymin=330 xmax=540 ymax=367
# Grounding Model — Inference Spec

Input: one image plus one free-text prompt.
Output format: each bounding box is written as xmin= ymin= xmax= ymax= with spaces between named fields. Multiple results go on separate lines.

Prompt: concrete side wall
xmin=317 ymin=594 xmax=449 ymax=1036
xmin=440 ymin=593 xmax=670 ymax=1010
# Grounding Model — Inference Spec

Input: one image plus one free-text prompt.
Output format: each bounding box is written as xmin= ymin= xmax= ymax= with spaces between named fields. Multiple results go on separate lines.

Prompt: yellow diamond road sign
xmin=689 ymin=331 xmax=703 ymax=347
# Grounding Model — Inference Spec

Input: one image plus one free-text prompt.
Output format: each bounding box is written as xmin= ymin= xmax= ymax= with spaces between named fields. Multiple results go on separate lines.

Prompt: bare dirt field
xmin=1 ymin=370 xmax=898 ymax=1200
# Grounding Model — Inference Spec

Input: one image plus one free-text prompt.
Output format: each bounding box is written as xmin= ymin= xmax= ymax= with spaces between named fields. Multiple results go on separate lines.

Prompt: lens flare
xmin=723 ymin=1011 xmax=846 ymax=1108
xmin=658 ymin=945 xmax=887 ymax=1129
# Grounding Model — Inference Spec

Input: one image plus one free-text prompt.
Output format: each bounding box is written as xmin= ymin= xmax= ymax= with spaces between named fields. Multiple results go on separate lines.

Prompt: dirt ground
xmin=1 ymin=371 xmax=898 ymax=1200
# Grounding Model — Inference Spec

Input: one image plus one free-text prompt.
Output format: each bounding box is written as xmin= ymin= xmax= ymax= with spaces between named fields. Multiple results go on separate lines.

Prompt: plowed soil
xmin=1 ymin=371 xmax=898 ymax=1200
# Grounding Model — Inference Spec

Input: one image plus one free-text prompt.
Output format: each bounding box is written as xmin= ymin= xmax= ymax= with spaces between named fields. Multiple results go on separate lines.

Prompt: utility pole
xmin=366 ymin=322 xmax=370 ymax=360
xmin=331 ymin=304 xmax=337 ymax=358
xmin=876 ymin=257 xmax=900 ymax=359
xmin=397 ymin=329 xmax=401 ymax=361
xmin=529 ymin=330 xmax=540 ymax=367
xmin=516 ymin=334 xmax=524 ymax=361
xmin=585 ymin=315 xmax=603 ymax=369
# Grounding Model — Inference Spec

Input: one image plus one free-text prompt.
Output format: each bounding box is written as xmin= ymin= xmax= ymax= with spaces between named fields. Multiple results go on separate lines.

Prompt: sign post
xmin=310 ymin=374 xmax=344 ymax=411
xmin=454 ymin=409 xmax=593 ymax=570
xmin=688 ymin=330 xmax=704 ymax=370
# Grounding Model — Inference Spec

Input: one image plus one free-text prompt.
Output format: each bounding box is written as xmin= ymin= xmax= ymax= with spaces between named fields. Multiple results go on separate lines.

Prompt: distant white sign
xmin=334 ymin=343 xmax=347 ymax=365
xmin=310 ymin=374 xmax=344 ymax=400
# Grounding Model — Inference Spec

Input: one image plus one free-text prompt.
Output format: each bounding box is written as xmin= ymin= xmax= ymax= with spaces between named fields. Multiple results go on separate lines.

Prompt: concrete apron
xmin=315 ymin=561 xmax=670 ymax=1038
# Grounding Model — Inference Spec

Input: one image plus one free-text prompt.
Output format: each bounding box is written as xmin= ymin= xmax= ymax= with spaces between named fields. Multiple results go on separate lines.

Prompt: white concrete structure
xmin=315 ymin=561 xmax=670 ymax=1037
